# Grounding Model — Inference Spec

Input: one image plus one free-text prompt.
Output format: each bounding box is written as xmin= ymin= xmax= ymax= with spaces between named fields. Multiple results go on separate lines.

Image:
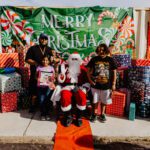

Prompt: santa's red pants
xmin=60 ymin=89 xmax=86 ymax=112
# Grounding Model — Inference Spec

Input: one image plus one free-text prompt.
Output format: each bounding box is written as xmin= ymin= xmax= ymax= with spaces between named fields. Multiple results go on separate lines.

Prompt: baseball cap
xmin=39 ymin=33 xmax=48 ymax=39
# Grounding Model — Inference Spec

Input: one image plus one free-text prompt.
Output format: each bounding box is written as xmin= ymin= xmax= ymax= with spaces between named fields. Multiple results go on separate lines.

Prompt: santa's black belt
xmin=64 ymin=83 xmax=78 ymax=86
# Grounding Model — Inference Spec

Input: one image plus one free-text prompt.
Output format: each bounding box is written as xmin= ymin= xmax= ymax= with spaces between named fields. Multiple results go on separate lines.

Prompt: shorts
xmin=91 ymin=88 xmax=112 ymax=104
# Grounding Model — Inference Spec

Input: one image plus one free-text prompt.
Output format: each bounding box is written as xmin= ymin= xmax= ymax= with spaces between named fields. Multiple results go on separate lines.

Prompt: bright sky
xmin=0 ymin=0 xmax=150 ymax=8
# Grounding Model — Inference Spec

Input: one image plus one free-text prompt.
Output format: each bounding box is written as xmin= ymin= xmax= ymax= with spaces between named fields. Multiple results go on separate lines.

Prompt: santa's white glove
xmin=82 ymin=83 xmax=91 ymax=92
xmin=58 ymin=73 xmax=66 ymax=83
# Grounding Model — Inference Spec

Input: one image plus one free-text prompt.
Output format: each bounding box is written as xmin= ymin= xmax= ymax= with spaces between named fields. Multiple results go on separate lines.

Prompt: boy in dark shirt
xmin=87 ymin=43 xmax=117 ymax=122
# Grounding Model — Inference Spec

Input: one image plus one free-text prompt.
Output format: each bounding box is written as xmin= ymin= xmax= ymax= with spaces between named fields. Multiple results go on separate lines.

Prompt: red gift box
xmin=18 ymin=52 xmax=25 ymax=67
xmin=0 ymin=92 xmax=18 ymax=112
xmin=0 ymin=53 xmax=19 ymax=67
xmin=17 ymin=67 xmax=30 ymax=88
xmin=131 ymin=59 xmax=150 ymax=66
xmin=106 ymin=91 xmax=126 ymax=117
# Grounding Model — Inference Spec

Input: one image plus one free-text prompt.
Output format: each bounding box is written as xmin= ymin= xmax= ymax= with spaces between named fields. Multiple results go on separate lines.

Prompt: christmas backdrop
xmin=0 ymin=6 xmax=135 ymax=59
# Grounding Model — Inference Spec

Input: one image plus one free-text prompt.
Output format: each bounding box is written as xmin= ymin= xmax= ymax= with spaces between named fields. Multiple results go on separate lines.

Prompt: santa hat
xmin=68 ymin=52 xmax=82 ymax=64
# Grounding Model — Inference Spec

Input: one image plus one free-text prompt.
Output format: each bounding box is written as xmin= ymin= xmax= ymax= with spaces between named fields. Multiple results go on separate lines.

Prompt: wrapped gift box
xmin=16 ymin=67 xmax=30 ymax=88
xmin=119 ymin=88 xmax=131 ymax=113
xmin=139 ymin=66 xmax=150 ymax=84
xmin=116 ymin=67 xmax=128 ymax=89
xmin=129 ymin=80 xmax=145 ymax=102
xmin=106 ymin=91 xmax=126 ymax=117
xmin=137 ymin=101 xmax=150 ymax=118
xmin=0 ymin=53 xmax=19 ymax=67
xmin=145 ymin=84 xmax=150 ymax=100
xmin=18 ymin=52 xmax=25 ymax=67
xmin=128 ymin=66 xmax=150 ymax=84
xmin=0 ymin=92 xmax=18 ymax=112
xmin=112 ymin=54 xmax=131 ymax=67
xmin=97 ymin=91 xmax=126 ymax=117
xmin=129 ymin=103 xmax=136 ymax=121
xmin=0 ymin=72 xmax=22 ymax=93
xmin=131 ymin=59 xmax=150 ymax=66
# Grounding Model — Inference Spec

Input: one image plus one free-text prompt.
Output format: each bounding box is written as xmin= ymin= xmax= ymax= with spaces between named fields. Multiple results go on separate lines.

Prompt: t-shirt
xmin=25 ymin=45 xmax=52 ymax=79
xmin=36 ymin=65 xmax=55 ymax=87
xmin=87 ymin=56 xmax=117 ymax=90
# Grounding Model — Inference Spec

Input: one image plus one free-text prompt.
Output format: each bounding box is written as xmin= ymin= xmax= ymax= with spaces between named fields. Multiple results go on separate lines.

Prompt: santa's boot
xmin=76 ymin=109 xmax=83 ymax=127
xmin=63 ymin=111 xmax=73 ymax=127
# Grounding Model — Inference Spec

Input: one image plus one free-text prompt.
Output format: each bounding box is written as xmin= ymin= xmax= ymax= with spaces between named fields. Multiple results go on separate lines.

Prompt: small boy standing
xmin=87 ymin=43 xmax=117 ymax=122
xmin=36 ymin=55 xmax=55 ymax=121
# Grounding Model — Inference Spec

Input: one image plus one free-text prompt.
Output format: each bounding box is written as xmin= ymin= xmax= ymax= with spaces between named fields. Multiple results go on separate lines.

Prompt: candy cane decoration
xmin=15 ymin=20 xmax=33 ymax=42
xmin=1 ymin=31 xmax=12 ymax=46
xmin=1 ymin=10 xmax=20 ymax=33
xmin=83 ymin=56 xmax=91 ymax=65
xmin=1 ymin=9 xmax=33 ymax=44
xmin=118 ymin=16 xmax=134 ymax=38
xmin=98 ymin=10 xmax=116 ymax=25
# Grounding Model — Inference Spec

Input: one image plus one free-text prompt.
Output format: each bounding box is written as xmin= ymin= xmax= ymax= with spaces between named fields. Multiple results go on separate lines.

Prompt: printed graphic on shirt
xmin=94 ymin=61 xmax=109 ymax=84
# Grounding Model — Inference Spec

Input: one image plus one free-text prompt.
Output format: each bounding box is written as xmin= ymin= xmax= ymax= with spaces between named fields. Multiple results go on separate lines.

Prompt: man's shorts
xmin=91 ymin=88 xmax=112 ymax=104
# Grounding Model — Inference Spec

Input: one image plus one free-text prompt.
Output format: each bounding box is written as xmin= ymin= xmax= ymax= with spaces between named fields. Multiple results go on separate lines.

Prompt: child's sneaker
xmin=89 ymin=114 xmax=98 ymax=122
xmin=100 ymin=114 xmax=106 ymax=122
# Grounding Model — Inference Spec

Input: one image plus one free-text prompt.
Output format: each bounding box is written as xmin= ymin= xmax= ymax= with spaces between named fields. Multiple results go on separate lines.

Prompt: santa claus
xmin=57 ymin=52 xmax=89 ymax=127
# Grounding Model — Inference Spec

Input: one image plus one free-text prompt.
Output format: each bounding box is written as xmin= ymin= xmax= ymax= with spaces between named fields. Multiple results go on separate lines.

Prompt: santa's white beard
xmin=68 ymin=61 xmax=80 ymax=83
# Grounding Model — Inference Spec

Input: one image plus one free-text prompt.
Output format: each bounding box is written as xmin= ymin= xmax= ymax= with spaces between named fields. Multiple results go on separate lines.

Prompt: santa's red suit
xmin=57 ymin=53 xmax=89 ymax=126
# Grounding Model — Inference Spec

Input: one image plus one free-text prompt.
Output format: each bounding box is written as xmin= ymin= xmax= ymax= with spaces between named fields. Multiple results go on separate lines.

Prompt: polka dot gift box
xmin=0 ymin=72 xmax=22 ymax=93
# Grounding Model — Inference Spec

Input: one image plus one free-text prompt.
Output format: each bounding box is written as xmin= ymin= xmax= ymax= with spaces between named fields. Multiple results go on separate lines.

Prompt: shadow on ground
xmin=0 ymin=142 xmax=149 ymax=150
xmin=94 ymin=142 xmax=150 ymax=150
xmin=0 ymin=143 xmax=54 ymax=150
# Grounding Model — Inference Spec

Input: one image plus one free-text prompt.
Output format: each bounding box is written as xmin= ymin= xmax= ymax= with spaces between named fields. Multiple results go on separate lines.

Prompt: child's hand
xmin=89 ymin=79 xmax=95 ymax=86
xmin=49 ymin=82 xmax=56 ymax=90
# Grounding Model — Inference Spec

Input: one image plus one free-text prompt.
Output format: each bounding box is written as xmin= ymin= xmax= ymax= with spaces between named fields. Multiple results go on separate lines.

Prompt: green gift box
xmin=129 ymin=103 xmax=136 ymax=121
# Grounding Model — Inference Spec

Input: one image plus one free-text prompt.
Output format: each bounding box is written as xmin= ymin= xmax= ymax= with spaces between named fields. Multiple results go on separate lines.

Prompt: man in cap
xmin=25 ymin=33 xmax=52 ymax=113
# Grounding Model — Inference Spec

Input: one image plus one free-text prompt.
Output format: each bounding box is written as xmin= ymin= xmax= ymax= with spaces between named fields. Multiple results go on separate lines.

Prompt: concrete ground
xmin=0 ymin=109 xmax=150 ymax=148
xmin=0 ymin=109 xmax=150 ymax=137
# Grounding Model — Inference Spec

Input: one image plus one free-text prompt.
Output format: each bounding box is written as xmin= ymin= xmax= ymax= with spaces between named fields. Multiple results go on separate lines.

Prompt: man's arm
xmin=26 ymin=59 xmax=38 ymax=66
xmin=112 ymin=69 xmax=117 ymax=91
xmin=87 ymin=67 xmax=95 ymax=86
xmin=25 ymin=47 xmax=38 ymax=66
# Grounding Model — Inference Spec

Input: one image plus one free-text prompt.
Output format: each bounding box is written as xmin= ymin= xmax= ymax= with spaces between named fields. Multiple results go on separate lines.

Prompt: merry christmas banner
xmin=0 ymin=6 xmax=135 ymax=58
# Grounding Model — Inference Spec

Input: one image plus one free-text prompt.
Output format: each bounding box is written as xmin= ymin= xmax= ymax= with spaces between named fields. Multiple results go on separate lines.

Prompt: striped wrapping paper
xmin=112 ymin=54 xmax=131 ymax=67
xmin=131 ymin=59 xmax=150 ymax=66
xmin=0 ymin=53 xmax=19 ymax=67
